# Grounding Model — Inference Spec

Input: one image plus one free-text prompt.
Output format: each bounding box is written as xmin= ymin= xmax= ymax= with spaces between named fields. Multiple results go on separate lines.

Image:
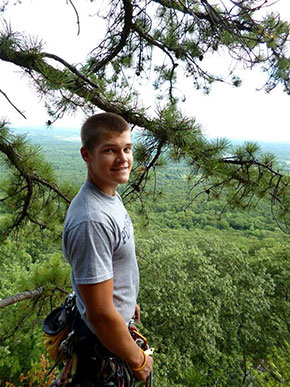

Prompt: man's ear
xmin=80 ymin=146 xmax=90 ymax=162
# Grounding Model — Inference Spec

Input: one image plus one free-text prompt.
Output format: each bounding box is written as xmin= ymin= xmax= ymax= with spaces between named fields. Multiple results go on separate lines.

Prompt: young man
xmin=62 ymin=112 xmax=153 ymax=385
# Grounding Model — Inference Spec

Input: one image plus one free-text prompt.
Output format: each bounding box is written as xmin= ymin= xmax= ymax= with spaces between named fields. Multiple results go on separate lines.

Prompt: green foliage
xmin=0 ymin=151 xmax=289 ymax=384
xmin=253 ymin=342 xmax=290 ymax=386
xmin=0 ymin=131 xmax=289 ymax=385
xmin=135 ymin=227 xmax=289 ymax=385
xmin=0 ymin=234 xmax=71 ymax=381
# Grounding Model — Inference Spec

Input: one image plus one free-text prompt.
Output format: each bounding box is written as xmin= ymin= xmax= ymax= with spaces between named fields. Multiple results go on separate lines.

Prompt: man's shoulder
xmin=70 ymin=182 xmax=105 ymax=210
xmin=65 ymin=190 xmax=114 ymax=230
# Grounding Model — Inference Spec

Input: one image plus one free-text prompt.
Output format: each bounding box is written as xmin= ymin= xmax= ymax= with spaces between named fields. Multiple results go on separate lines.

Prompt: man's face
xmin=81 ymin=130 xmax=133 ymax=196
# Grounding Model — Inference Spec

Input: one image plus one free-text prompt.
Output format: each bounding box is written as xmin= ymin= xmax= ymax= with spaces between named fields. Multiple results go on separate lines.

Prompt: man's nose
xmin=116 ymin=151 xmax=126 ymax=162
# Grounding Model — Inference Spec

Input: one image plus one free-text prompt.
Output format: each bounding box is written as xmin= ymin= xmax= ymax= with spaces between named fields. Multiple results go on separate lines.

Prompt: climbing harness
xmin=42 ymin=294 xmax=153 ymax=386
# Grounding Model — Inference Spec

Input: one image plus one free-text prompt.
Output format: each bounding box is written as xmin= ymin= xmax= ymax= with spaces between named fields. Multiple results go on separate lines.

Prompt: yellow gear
xmin=43 ymin=324 xmax=69 ymax=361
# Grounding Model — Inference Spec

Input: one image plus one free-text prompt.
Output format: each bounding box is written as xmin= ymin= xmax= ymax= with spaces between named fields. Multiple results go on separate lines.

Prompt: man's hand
xmin=132 ymin=351 xmax=154 ymax=381
xmin=133 ymin=304 xmax=141 ymax=323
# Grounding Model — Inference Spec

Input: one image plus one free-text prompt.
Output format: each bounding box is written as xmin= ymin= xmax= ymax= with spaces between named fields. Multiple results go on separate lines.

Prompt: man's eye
xmin=104 ymin=149 xmax=114 ymax=153
xmin=124 ymin=147 xmax=132 ymax=153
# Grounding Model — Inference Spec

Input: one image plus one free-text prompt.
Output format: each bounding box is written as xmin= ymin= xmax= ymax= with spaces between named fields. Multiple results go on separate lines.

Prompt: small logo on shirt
xmin=121 ymin=213 xmax=132 ymax=244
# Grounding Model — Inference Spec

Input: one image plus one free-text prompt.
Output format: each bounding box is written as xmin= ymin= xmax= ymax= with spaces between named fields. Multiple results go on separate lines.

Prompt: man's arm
xmin=78 ymin=279 xmax=153 ymax=381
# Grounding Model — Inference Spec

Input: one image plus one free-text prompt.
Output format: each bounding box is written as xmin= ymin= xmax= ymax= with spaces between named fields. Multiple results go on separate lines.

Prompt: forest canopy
xmin=0 ymin=136 xmax=290 ymax=386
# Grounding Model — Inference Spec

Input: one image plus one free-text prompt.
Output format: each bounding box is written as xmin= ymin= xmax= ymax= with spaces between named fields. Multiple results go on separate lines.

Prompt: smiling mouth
xmin=111 ymin=167 xmax=129 ymax=171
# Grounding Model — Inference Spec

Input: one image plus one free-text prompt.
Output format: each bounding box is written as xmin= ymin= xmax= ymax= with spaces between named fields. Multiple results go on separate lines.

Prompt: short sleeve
xmin=65 ymin=221 xmax=115 ymax=284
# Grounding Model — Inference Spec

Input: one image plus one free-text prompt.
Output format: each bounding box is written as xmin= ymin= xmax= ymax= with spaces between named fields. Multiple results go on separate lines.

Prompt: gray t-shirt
xmin=62 ymin=181 xmax=139 ymax=330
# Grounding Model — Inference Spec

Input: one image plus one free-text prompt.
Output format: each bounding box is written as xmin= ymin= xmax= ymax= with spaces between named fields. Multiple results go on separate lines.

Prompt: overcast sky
xmin=0 ymin=0 xmax=289 ymax=143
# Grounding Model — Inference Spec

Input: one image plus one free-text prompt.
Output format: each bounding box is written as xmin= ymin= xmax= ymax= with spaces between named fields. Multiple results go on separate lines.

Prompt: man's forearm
xmin=87 ymin=304 xmax=143 ymax=369
xmin=78 ymin=281 xmax=153 ymax=381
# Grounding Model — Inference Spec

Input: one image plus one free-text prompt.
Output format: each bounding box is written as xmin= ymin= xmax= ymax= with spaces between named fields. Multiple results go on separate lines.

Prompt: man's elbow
xmin=86 ymin=304 xmax=116 ymax=333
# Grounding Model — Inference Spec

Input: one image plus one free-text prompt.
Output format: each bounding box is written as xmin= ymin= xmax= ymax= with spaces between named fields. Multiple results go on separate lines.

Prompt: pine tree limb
xmin=0 ymin=287 xmax=44 ymax=309
xmin=0 ymin=88 xmax=27 ymax=119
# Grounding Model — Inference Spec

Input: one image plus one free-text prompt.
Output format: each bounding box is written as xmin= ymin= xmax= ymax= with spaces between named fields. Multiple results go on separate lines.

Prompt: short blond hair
xmin=81 ymin=112 xmax=130 ymax=150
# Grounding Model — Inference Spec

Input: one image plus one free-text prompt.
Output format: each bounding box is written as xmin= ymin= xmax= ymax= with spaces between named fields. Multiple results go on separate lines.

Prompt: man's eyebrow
xmin=101 ymin=142 xmax=133 ymax=147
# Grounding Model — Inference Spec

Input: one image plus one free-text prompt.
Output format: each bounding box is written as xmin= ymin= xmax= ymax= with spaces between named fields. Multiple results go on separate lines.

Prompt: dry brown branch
xmin=0 ymin=287 xmax=44 ymax=309
xmin=0 ymin=88 xmax=27 ymax=119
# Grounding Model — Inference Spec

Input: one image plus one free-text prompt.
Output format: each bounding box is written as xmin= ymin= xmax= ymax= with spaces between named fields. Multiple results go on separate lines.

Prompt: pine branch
xmin=0 ymin=133 xmax=71 ymax=203
xmin=31 ymin=174 xmax=71 ymax=204
xmin=0 ymin=287 xmax=44 ymax=309
xmin=0 ymin=5 xmax=289 ymax=230
xmin=0 ymin=88 xmax=27 ymax=119
xmin=67 ymin=0 xmax=80 ymax=35
xmin=152 ymin=0 xmax=255 ymax=31
xmin=222 ymin=157 xmax=284 ymax=178
xmin=90 ymin=0 xmax=133 ymax=72
xmin=123 ymin=140 xmax=164 ymax=200
xmin=0 ymin=126 xmax=71 ymax=231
